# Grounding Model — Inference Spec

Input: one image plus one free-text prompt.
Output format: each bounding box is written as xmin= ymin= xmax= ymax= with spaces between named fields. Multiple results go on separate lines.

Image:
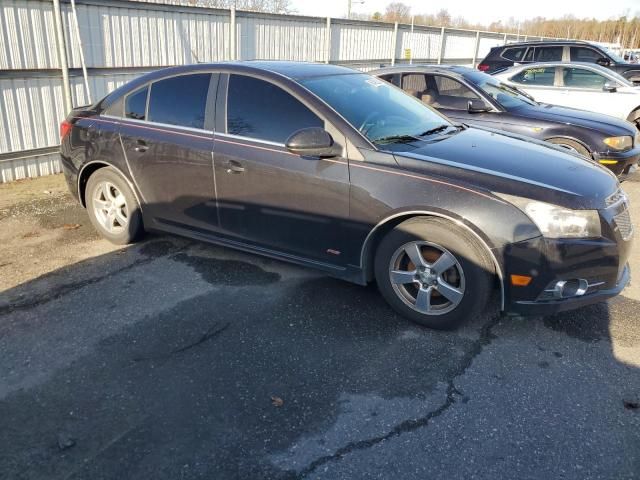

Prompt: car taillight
xmin=60 ymin=120 xmax=72 ymax=140
xmin=477 ymin=63 xmax=490 ymax=72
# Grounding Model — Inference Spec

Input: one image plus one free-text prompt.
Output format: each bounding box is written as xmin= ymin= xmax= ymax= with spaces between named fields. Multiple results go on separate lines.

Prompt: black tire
xmin=85 ymin=167 xmax=145 ymax=245
xmin=546 ymin=138 xmax=590 ymax=158
xmin=374 ymin=217 xmax=494 ymax=330
xmin=627 ymin=108 xmax=640 ymax=131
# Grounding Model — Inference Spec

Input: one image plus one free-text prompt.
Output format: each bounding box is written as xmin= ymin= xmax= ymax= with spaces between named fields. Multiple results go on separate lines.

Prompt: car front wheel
xmin=374 ymin=217 xmax=494 ymax=329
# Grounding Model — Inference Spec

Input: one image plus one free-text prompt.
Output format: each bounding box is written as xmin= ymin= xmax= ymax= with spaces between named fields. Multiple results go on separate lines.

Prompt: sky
xmin=289 ymin=0 xmax=640 ymax=24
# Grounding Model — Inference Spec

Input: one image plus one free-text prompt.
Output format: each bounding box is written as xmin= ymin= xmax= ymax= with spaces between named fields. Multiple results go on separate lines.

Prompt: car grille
xmin=606 ymin=189 xmax=626 ymax=207
xmin=614 ymin=208 xmax=634 ymax=241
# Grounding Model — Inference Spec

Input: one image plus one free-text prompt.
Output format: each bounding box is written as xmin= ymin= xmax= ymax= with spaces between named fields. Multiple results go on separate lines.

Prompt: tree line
xmin=367 ymin=2 xmax=640 ymax=48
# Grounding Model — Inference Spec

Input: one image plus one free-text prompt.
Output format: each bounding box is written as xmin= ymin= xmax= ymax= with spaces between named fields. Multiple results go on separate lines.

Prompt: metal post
xmin=503 ymin=32 xmax=508 ymax=44
xmin=409 ymin=15 xmax=414 ymax=64
xmin=229 ymin=7 xmax=236 ymax=60
xmin=390 ymin=22 xmax=398 ymax=66
xmin=52 ymin=0 xmax=72 ymax=113
xmin=437 ymin=27 xmax=446 ymax=64
xmin=70 ymin=0 xmax=91 ymax=104
xmin=325 ymin=17 xmax=331 ymax=64
xmin=347 ymin=0 xmax=351 ymax=19
xmin=472 ymin=30 xmax=480 ymax=68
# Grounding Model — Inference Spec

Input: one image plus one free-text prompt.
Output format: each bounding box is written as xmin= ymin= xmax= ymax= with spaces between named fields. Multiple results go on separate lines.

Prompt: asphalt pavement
xmin=0 ymin=174 xmax=639 ymax=480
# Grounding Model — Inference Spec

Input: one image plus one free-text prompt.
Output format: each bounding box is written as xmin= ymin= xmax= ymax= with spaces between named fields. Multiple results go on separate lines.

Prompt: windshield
xmin=603 ymin=68 xmax=634 ymax=87
xmin=604 ymin=48 xmax=627 ymax=64
xmin=300 ymin=73 xmax=453 ymax=144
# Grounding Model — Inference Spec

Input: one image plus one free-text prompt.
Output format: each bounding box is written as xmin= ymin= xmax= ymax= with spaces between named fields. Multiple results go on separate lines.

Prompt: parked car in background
xmin=373 ymin=65 xmax=640 ymax=176
xmin=478 ymin=40 xmax=640 ymax=84
xmin=493 ymin=62 xmax=640 ymax=130
xmin=61 ymin=62 xmax=631 ymax=329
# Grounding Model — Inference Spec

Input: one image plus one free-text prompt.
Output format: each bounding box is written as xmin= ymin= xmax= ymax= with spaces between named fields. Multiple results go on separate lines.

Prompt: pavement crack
xmin=132 ymin=321 xmax=230 ymax=362
xmin=294 ymin=314 xmax=501 ymax=478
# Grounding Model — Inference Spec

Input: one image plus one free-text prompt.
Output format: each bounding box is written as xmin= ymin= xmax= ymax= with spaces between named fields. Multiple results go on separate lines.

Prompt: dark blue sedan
xmin=373 ymin=65 xmax=640 ymax=176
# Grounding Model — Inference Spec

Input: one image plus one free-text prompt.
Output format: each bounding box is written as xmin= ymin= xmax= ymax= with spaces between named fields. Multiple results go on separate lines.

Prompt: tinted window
xmin=125 ymin=86 xmax=148 ymax=120
xmin=534 ymin=46 xmax=563 ymax=61
xmin=502 ymin=47 xmax=527 ymax=62
xmin=427 ymin=75 xmax=480 ymax=110
xmin=570 ymin=47 xmax=603 ymax=63
xmin=148 ymin=74 xmax=211 ymax=129
xmin=563 ymin=67 xmax=608 ymax=89
xmin=511 ymin=67 xmax=556 ymax=86
xmin=227 ymin=75 xmax=323 ymax=143
xmin=301 ymin=74 xmax=452 ymax=144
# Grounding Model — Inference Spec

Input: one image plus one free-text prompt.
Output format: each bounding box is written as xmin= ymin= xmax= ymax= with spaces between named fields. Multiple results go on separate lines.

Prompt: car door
xmin=212 ymin=73 xmax=351 ymax=266
xmin=557 ymin=66 xmax=624 ymax=117
xmin=119 ymin=73 xmax=220 ymax=231
xmin=507 ymin=66 xmax=564 ymax=105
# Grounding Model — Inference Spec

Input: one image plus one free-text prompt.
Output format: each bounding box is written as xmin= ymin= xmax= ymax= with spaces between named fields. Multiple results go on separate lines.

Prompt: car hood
xmin=510 ymin=103 xmax=634 ymax=136
xmin=390 ymin=127 xmax=618 ymax=209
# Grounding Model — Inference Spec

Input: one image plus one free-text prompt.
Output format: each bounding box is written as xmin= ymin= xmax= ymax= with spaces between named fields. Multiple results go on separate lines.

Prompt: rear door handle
xmin=225 ymin=160 xmax=245 ymax=174
xmin=134 ymin=139 xmax=148 ymax=152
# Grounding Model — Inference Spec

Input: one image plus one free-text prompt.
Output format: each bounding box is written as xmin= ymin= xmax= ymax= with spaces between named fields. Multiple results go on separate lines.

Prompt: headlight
xmin=496 ymin=193 xmax=601 ymax=238
xmin=603 ymin=135 xmax=632 ymax=151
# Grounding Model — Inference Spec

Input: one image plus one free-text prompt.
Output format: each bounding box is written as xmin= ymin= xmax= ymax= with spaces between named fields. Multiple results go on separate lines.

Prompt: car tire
xmin=627 ymin=108 xmax=640 ymax=130
xmin=85 ymin=167 xmax=145 ymax=245
xmin=374 ymin=217 xmax=494 ymax=330
xmin=546 ymin=138 xmax=590 ymax=158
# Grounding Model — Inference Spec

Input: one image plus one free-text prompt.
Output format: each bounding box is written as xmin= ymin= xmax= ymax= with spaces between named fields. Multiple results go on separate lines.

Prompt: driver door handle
xmin=225 ymin=160 xmax=245 ymax=174
xmin=134 ymin=139 xmax=148 ymax=152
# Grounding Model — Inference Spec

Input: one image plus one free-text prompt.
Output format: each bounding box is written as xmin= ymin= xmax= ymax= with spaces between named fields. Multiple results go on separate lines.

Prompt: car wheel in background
xmin=627 ymin=108 xmax=640 ymax=130
xmin=546 ymin=138 xmax=591 ymax=158
xmin=374 ymin=217 xmax=494 ymax=330
xmin=85 ymin=167 xmax=145 ymax=245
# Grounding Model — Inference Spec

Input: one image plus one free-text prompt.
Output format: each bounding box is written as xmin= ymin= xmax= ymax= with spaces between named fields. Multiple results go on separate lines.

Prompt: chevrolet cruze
xmin=60 ymin=62 xmax=633 ymax=329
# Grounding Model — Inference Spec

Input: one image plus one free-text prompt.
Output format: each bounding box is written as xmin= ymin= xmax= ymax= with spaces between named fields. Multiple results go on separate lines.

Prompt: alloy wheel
xmin=388 ymin=241 xmax=465 ymax=315
xmin=92 ymin=181 xmax=129 ymax=234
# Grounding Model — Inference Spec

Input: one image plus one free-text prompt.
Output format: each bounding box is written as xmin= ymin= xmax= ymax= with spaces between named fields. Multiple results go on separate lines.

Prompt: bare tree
xmin=186 ymin=0 xmax=292 ymax=13
xmin=384 ymin=2 xmax=411 ymax=23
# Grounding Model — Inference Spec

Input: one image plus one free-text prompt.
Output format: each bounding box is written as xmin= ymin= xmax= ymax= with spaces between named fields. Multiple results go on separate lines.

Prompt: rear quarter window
xmin=124 ymin=86 xmax=148 ymax=120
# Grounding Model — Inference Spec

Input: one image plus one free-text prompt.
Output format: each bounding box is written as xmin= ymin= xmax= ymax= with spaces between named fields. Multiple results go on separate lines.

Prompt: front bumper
xmin=501 ymin=196 xmax=633 ymax=316
xmin=593 ymin=146 xmax=640 ymax=176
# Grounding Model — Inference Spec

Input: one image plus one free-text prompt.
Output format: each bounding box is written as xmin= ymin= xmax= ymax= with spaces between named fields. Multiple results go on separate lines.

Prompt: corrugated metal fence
xmin=0 ymin=0 xmax=564 ymax=182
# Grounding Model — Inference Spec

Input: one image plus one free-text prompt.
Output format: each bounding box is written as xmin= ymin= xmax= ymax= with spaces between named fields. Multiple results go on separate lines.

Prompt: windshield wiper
xmin=419 ymin=124 xmax=454 ymax=136
xmin=372 ymin=134 xmax=420 ymax=145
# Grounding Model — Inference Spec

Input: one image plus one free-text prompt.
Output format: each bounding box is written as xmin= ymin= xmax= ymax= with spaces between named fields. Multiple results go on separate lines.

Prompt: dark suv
xmin=478 ymin=40 xmax=640 ymax=84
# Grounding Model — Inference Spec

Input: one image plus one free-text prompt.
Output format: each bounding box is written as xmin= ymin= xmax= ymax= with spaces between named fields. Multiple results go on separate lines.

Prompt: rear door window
xmin=510 ymin=67 xmax=556 ymax=86
xmin=533 ymin=46 xmax=563 ymax=62
xmin=562 ymin=67 xmax=608 ymax=89
xmin=570 ymin=47 xmax=603 ymax=63
xmin=148 ymin=73 xmax=211 ymax=129
xmin=401 ymin=73 xmax=427 ymax=94
xmin=125 ymin=86 xmax=148 ymax=120
xmin=501 ymin=47 xmax=527 ymax=62
xmin=226 ymin=74 xmax=323 ymax=143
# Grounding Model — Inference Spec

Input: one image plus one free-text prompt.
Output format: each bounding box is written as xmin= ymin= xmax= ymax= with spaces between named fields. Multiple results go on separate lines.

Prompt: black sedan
xmin=373 ymin=65 xmax=640 ymax=176
xmin=60 ymin=62 xmax=632 ymax=329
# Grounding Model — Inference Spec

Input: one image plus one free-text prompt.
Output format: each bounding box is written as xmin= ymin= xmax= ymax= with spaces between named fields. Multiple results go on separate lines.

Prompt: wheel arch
xmin=77 ymin=161 xmax=142 ymax=209
xmin=543 ymin=135 xmax=593 ymax=158
xmin=360 ymin=210 xmax=505 ymax=310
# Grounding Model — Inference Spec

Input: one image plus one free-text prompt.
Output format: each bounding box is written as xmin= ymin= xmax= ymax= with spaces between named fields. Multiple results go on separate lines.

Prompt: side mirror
xmin=596 ymin=57 xmax=611 ymax=67
xmin=603 ymin=81 xmax=618 ymax=93
xmin=467 ymin=99 xmax=491 ymax=113
xmin=285 ymin=127 xmax=340 ymax=158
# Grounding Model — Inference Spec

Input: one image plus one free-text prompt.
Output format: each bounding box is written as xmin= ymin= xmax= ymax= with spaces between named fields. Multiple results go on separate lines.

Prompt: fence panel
xmin=0 ymin=0 xmax=582 ymax=182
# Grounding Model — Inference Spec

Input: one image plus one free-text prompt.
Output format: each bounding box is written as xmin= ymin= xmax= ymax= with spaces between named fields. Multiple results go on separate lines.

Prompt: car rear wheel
xmin=374 ymin=217 xmax=494 ymax=329
xmin=85 ymin=167 xmax=145 ymax=245
xmin=546 ymin=138 xmax=590 ymax=158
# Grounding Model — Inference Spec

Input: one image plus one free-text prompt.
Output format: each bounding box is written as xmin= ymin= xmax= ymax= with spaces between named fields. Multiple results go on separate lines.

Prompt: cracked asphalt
xmin=1 ymin=173 xmax=639 ymax=480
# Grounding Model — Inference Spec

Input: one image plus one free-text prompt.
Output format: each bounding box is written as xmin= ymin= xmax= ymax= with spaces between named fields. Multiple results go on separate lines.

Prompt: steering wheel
xmin=359 ymin=113 xmax=415 ymax=139
xmin=358 ymin=111 xmax=384 ymax=136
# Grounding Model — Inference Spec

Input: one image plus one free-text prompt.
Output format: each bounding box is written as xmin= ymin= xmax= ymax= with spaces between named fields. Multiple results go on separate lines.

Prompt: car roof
xmin=499 ymin=40 xmax=600 ymax=48
xmin=370 ymin=64 xmax=473 ymax=77
xmin=151 ymin=61 xmax=360 ymax=80
xmin=498 ymin=61 xmax=613 ymax=73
